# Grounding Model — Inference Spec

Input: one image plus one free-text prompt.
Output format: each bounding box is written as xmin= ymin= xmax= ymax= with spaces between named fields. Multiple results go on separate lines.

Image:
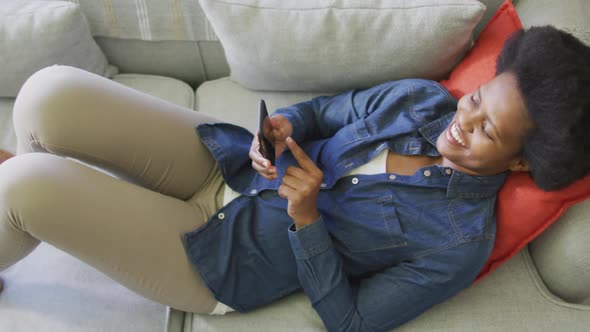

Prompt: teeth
xmin=451 ymin=123 xmax=466 ymax=146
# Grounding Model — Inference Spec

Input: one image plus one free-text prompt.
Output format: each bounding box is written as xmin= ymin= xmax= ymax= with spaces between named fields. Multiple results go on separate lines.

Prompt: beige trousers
xmin=0 ymin=65 xmax=225 ymax=314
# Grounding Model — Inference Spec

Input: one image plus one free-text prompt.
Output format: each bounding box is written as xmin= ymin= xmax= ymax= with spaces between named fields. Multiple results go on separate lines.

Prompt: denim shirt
xmin=180 ymin=79 xmax=507 ymax=332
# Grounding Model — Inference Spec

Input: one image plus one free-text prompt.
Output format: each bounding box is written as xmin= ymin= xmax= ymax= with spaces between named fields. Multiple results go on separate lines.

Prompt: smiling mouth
xmin=447 ymin=122 xmax=466 ymax=147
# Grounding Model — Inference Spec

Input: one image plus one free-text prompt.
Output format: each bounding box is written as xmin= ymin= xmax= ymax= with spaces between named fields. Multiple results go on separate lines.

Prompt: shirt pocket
xmin=330 ymin=195 xmax=408 ymax=253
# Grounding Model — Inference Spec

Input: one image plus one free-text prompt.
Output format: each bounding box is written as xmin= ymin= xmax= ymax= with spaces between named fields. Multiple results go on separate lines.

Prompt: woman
xmin=0 ymin=26 xmax=588 ymax=331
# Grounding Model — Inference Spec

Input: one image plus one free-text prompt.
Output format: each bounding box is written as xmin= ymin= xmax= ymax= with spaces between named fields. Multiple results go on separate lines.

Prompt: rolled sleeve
xmin=287 ymin=216 xmax=333 ymax=260
xmin=287 ymin=219 xmax=494 ymax=331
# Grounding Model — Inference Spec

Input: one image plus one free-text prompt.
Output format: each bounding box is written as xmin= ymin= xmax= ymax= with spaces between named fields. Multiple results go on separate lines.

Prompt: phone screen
xmin=258 ymin=99 xmax=275 ymax=165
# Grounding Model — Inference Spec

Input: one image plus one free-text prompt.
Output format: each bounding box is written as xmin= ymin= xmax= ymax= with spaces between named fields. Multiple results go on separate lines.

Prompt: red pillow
xmin=440 ymin=0 xmax=522 ymax=98
xmin=439 ymin=0 xmax=590 ymax=282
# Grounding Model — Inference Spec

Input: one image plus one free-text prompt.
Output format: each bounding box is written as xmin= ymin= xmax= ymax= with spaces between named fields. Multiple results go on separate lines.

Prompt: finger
xmin=281 ymin=173 xmax=306 ymax=190
xmin=285 ymin=137 xmax=318 ymax=171
xmin=250 ymin=138 xmax=278 ymax=180
xmin=250 ymin=135 xmax=272 ymax=169
xmin=251 ymin=160 xmax=277 ymax=179
xmin=278 ymin=183 xmax=296 ymax=200
xmin=285 ymin=165 xmax=308 ymax=181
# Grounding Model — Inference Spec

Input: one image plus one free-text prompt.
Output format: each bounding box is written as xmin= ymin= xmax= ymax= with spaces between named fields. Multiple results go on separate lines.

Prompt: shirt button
xmin=351 ymin=177 xmax=359 ymax=184
xmin=445 ymin=169 xmax=453 ymax=175
xmin=250 ymin=189 xmax=257 ymax=194
xmin=423 ymin=170 xmax=431 ymax=177
xmin=389 ymin=174 xmax=397 ymax=180
xmin=320 ymin=183 xmax=327 ymax=188
xmin=217 ymin=212 xmax=225 ymax=220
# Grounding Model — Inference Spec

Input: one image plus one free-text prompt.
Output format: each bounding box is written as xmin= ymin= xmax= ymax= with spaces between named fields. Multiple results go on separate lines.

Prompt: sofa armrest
xmin=528 ymin=199 xmax=590 ymax=305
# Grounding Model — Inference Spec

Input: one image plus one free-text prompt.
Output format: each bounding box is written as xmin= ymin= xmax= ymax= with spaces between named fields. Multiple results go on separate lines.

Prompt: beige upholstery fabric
xmin=37 ymin=0 xmax=218 ymax=41
xmin=199 ymin=0 xmax=486 ymax=92
xmin=183 ymin=247 xmax=590 ymax=332
xmin=529 ymin=199 xmax=590 ymax=306
xmin=196 ymin=77 xmax=330 ymax=133
xmin=0 ymin=243 xmax=167 ymax=332
xmin=515 ymin=0 xmax=590 ymax=46
xmin=112 ymin=74 xmax=196 ymax=109
xmin=36 ymin=0 xmax=503 ymax=43
xmin=0 ymin=1 xmax=114 ymax=97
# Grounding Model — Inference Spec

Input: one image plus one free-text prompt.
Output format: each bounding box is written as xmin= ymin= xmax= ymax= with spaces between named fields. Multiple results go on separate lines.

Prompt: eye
xmin=482 ymin=120 xmax=492 ymax=140
xmin=470 ymin=93 xmax=479 ymax=108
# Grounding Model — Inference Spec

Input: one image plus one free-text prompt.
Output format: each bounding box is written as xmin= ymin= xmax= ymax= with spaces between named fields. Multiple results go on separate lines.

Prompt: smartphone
xmin=258 ymin=99 xmax=276 ymax=165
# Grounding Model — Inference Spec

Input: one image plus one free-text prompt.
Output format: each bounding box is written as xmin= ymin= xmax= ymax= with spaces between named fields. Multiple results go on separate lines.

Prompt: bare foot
xmin=0 ymin=149 xmax=14 ymax=164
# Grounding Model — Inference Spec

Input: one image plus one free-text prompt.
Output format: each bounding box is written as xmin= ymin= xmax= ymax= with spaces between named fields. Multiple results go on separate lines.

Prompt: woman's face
xmin=436 ymin=72 xmax=533 ymax=176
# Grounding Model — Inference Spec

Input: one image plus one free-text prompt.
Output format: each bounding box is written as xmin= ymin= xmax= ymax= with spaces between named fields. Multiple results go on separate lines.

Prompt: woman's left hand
xmin=278 ymin=137 xmax=323 ymax=229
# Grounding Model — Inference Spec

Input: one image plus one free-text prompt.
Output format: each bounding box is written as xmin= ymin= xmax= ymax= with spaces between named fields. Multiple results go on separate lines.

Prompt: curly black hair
xmin=496 ymin=26 xmax=590 ymax=191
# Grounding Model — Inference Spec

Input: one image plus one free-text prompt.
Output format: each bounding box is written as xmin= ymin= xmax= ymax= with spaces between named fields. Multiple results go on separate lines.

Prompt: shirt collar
xmin=418 ymin=112 xmax=508 ymax=198
xmin=419 ymin=112 xmax=455 ymax=146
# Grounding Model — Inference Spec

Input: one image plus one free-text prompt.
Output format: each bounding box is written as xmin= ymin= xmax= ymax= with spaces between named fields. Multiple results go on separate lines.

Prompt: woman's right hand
xmin=249 ymin=114 xmax=293 ymax=180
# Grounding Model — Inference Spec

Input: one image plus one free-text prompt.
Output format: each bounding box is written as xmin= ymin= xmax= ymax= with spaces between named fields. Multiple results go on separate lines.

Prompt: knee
xmin=0 ymin=153 xmax=65 ymax=212
xmin=13 ymin=65 xmax=92 ymax=145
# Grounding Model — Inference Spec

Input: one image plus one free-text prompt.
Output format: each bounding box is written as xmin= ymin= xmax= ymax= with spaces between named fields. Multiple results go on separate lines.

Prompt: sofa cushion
xmin=0 ymin=243 xmax=166 ymax=332
xmin=196 ymin=77 xmax=328 ymax=133
xmin=0 ymin=1 xmax=115 ymax=98
xmin=199 ymin=0 xmax=486 ymax=92
xmin=528 ymin=198 xmax=590 ymax=305
xmin=184 ymin=248 xmax=590 ymax=331
xmin=112 ymin=74 xmax=196 ymax=109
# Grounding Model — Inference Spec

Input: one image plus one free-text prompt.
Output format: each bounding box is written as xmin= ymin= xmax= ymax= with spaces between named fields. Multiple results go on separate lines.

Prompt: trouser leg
xmin=0 ymin=153 xmax=220 ymax=313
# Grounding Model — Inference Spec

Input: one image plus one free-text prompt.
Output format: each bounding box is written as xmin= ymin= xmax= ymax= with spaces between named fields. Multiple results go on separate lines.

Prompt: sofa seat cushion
xmin=112 ymin=74 xmax=196 ymax=110
xmin=0 ymin=243 xmax=166 ymax=332
xmin=182 ymin=246 xmax=590 ymax=331
xmin=196 ymin=77 xmax=330 ymax=133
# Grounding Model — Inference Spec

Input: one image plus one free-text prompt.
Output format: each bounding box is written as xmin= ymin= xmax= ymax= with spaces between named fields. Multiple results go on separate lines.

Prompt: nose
xmin=457 ymin=95 xmax=481 ymax=134
xmin=457 ymin=96 xmax=476 ymax=133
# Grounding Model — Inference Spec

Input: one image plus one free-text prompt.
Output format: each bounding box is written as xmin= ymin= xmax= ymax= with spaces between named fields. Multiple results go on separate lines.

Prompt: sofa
xmin=0 ymin=0 xmax=589 ymax=331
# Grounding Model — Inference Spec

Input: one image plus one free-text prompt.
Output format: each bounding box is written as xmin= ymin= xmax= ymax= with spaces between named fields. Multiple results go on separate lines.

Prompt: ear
xmin=508 ymin=158 xmax=529 ymax=172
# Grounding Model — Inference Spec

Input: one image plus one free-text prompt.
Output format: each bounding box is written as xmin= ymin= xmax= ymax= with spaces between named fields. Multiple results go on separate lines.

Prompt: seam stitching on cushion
xmin=522 ymin=246 xmax=590 ymax=310
xmin=208 ymin=0 xmax=484 ymax=11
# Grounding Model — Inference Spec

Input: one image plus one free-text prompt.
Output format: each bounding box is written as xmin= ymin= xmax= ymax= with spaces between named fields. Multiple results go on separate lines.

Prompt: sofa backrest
xmin=54 ymin=0 xmax=588 ymax=89
xmin=52 ymin=0 xmax=503 ymax=89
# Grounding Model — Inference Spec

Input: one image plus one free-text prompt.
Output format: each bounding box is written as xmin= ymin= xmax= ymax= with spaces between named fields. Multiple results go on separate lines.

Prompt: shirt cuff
xmin=287 ymin=216 xmax=333 ymax=260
